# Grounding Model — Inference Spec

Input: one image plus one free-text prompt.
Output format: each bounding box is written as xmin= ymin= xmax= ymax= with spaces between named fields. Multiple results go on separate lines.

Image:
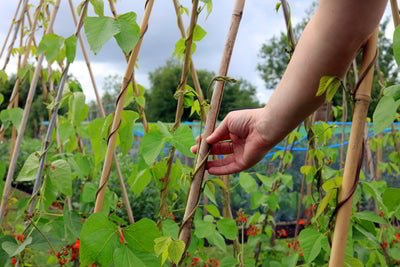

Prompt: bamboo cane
xmin=179 ymin=0 xmax=246 ymax=255
xmin=2 ymin=0 xmax=28 ymax=72
xmin=94 ymin=0 xmax=155 ymax=214
xmin=172 ymin=0 xmax=206 ymax=121
xmin=0 ymin=0 xmax=23 ymax=60
xmin=28 ymin=0 xmax=90 ymax=215
xmin=329 ymin=29 xmax=377 ymax=267
xmin=0 ymin=0 xmax=61 ymax=224
xmin=157 ymin=0 xmax=199 ymax=228
xmin=0 ymin=0 xmax=43 ymax=139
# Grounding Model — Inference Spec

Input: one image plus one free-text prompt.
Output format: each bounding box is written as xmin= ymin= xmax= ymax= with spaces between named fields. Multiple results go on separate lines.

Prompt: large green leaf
xmin=119 ymin=110 xmax=140 ymax=154
xmin=68 ymin=92 xmax=87 ymax=126
xmin=383 ymin=188 xmax=400 ymax=212
xmin=125 ymin=218 xmax=160 ymax=253
xmin=206 ymin=230 xmax=226 ymax=251
xmin=383 ymin=85 xmax=400 ymax=101
xmin=168 ymin=240 xmax=185 ymax=264
xmin=204 ymin=205 xmax=221 ymax=218
xmin=194 ymin=220 xmax=215 ymax=239
xmin=82 ymin=182 xmax=97 ymax=203
xmin=140 ymin=129 xmax=166 ymax=166
xmin=393 ymin=25 xmax=400 ymax=67
xmin=113 ymin=246 xmax=147 ymax=267
xmin=162 ymin=220 xmax=179 ymax=239
xmin=251 ymin=191 xmax=267 ymax=210
xmin=48 ymin=159 xmax=72 ymax=196
xmin=316 ymin=76 xmax=341 ymax=101
xmin=64 ymin=35 xmax=77 ymax=63
xmin=2 ymin=237 xmax=32 ymax=257
xmin=0 ymin=236 xmax=15 ymax=266
xmin=373 ymin=96 xmax=400 ymax=133
xmin=344 ymin=255 xmax=364 ymax=267
xmin=89 ymin=0 xmax=104 ymax=16
xmin=130 ymin=167 xmax=152 ymax=196
xmin=84 ymin=16 xmax=120 ymax=54
xmin=171 ymin=124 xmax=196 ymax=158
xmin=193 ymin=24 xmax=207 ymax=41
xmin=353 ymin=211 xmax=386 ymax=224
xmin=64 ymin=210 xmax=82 ymax=242
xmin=239 ymin=172 xmax=257 ymax=193
xmin=299 ymin=229 xmax=325 ymax=264
xmin=38 ymin=33 xmax=64 ymax=62
xmin=216 ymin=218 xmax=237 ymax=240
xmin=0 ymin=107 xmax=23 ymax=131
xmin=16 ymin=152 xmax=40 ymax=182
xmin=80 ymin=213 xmax=119 ymax=266
xmin=114 ymin=12 xmax=140 ymax=54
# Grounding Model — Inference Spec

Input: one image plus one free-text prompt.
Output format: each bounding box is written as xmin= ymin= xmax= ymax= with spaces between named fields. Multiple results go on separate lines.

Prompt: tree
xmin=146 ymin=59 xmax=260 ymax=122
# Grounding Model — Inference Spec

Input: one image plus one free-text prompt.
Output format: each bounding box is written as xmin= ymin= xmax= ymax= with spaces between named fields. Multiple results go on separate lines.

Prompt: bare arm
xmin=195 ymin=0 xmax=388 ymax=175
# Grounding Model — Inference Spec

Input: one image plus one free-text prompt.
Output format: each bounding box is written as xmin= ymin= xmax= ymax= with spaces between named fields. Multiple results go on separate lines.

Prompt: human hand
xmin=191 ymin=108 xmax=271 ymax=175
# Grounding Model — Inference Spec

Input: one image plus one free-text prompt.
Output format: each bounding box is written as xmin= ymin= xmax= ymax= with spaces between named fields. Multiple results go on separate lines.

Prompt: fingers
xmin=207 ymin=155 xmax=242 ymax=175
xmin=191 ymin=141 xmax=234 ymax=155
xmin=206 ymin=121 xmax=230 ymax=144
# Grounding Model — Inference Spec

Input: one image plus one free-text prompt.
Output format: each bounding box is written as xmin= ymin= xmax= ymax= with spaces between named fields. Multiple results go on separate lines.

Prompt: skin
xmin=192 ymin=0 xmax=388 ymax=175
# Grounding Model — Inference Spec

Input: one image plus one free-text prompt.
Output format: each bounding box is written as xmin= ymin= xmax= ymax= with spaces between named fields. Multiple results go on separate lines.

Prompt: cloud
xmin=0 ymin=0 xmax=313 ymax=105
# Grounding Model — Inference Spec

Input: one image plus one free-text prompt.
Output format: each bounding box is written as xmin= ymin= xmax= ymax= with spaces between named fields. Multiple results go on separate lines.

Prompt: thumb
xmin=207 ymin=121 xmax=230 ymax=144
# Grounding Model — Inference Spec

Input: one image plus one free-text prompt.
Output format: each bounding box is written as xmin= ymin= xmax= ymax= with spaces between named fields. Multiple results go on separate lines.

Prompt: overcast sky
xmin=0 ymin=0 xmax=394 ymax=104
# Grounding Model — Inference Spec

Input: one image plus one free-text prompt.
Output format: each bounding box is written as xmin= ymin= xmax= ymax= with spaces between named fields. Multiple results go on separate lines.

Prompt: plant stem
xmin=0 ymin=0 xmax=61 ymax=225
xmin=329 ymin=29 xmax=377 ymax=267
xmin=179 ymin=0 xmax=246 ymax=257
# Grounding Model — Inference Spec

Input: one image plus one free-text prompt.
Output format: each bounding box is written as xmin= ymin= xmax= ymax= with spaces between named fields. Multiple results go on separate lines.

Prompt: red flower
xmin=192 ymin=257 xmax=201 ymax=266
xmin=11 ymin=257 xmax=17 ymax=265
xmin=119 ymin=230 xmax=124 ymax=244
xmin=380 ymin=241 xmax=388 ymax=250
xmin=72 ymin=239 xmax=80 ymax=250
xmin=396 ymin=233 xmax=400 ymax=240
xmin=379 ymin=212 xmax=384 ymax=217
xmin=299 ymin=219 xmax=305 ymax=225
xmin=71 ymin=253 xmax=77 ymax=261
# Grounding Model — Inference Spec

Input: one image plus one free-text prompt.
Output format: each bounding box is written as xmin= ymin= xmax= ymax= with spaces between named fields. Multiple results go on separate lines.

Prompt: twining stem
xmin=0 ymin=0 xmax=61 ymax=225
xmin=94 ymin=0 xmax=155 ymax=214
xmin=329 ymin=29 xmax=377 ymax=267
xmin=28 ymin=0 xmax=89 ymax=216
xmin=157 ymin=0 xmax=199 ymax=228
xmin=172 ymin=0 xmax=206 ymax=121
xmin=179 ymin=0 xmax=246 ymax=258
xmin=0 ymin=0 xmax=23 ymax=59
xmin=68 ymin=0 xmax=135 ymax=224
xmin=107 ymin=0 xmax=149 ymax=133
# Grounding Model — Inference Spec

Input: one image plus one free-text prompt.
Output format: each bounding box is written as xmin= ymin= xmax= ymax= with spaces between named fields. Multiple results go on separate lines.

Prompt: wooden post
xmin=0 ymin=0 xmax=23 ymax=59
xmin=329 ymin=30 xmax=377 ymax=267
xmin=179 ymin=0 xmax=245 ymax=256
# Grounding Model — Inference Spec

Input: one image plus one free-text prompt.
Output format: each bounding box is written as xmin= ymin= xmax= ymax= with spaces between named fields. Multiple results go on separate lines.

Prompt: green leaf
xmin=388 ymin=248 xmax=400 ymax=261
xmin=84 ymin=16 xmax=120 ymax=54
xmin=154 ymin=236 xmax=172 ymax=257
xmin=0 ymin=236 xmax=15 ymax=265
xmin=216 ymin=218 xmax=237 ymax=240
xmin=162 ymin=220 xmax=179 ymax=239
xmin=373 ymin=96 xmax=400 ymax=133
xmin=220 ymin=256 xmax=238 ymax=267
xmin=353 ymin=224 xmax=379 ymax=246
xmin=113 ymin=246 xmax=148 ymax=267
xmin=82 ymin=182 xmax=97 ymax=203
xmin=204 ymin=205 xmax=220 ymax=218
xmin=239 ymin=172 xmax=257 ymax=193
xmin=256 ymin=173 xmax=275 ymax=190
xmin=80 ymin=213 xmax=119 ymax=266
xmin=64 ymin=35 xmax=77 ymax=63
xmin=317 ymin=76 xmax=341 ymax=101
xmin=48 ymin=159 xmax=72 ymax=196
xmin=125 ymin=218 xmax=160 ymax=252
xmin=383 ymin=85 xmax=400 ymax=101
xmin=353 ymin=211 xmax=386 ymax=224
xmin=193 ymin=24 xmax=207 ymax=41
xmin=194 ymin=220 xmax=215 ymax=239
xmin=171 ymin=124 xmax=196 ymax=158
xmin=299 ymin=229 xmax=325 ymax=264
xmin=38 ymin=33 xmax=64 ymax=62
xmin=68 ymin=92 xmax=87 ymax=126
xmin=0 ymin=93 xmax=3 ymax=105
xmin=344 ymin=255 xmax=364 ymax=267
xmin=206 ymin=230 xmax=226 ymax=251
xmin=63 ymin=210 xmax=82 ymax=242
xmin=114 ymin=12 xmax=141 ymax=54
xmin=267 ymin=193 xmax=279 ymax=212
xmin=1 ymin=237 xmax=32 ymax=257
xmin=316 ymin=189 xmax=334 ymax=218
xmin=0 ymin=70 xmax=8 ymax=83
xmin=140 ymin=129 xmax=166 ymax=167
xmin=393 ymin=25 xmax=400 ymax=67
xmin=168 ymin=240 xmax=185 ymax=264
xmin=0 ymin=107 xmax=24 ymax=131
xmin=383 ymin=188 xmax=400 ymax=212
xmin=89 ymin=0 xmax=104 ymax=16
xmin=130 ymin=168 xmax=152 ymax=196
xmin=282 ymin=254 xmax=299 ymax=267
xmin=251 ymin=191 xmax=267 ymax=210
xmin=119 ymin=110 xmax=140 ymax=154
xmin=16 ymin=152 xmax=40 ymax=182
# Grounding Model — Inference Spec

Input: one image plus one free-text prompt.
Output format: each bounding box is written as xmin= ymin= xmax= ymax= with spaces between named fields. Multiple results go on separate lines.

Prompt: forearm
xmin=259 ymin=0 xmax=387 ymax=145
